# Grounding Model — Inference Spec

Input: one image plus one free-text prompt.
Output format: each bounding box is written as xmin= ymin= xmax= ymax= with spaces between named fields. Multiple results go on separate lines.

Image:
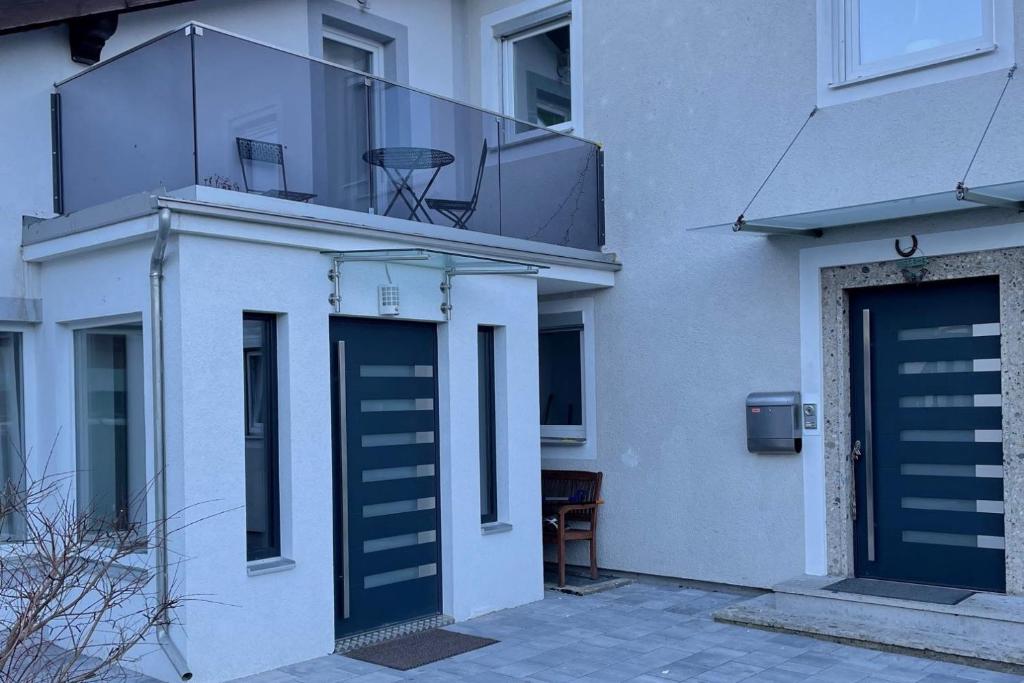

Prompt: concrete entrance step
xmin=714 ymin=575 xmax=1024 ymax=671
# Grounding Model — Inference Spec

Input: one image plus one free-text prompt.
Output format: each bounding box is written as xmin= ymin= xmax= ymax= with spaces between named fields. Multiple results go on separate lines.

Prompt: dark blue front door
xmin=850 ymin=276 xmax=1005 ymax=592
xmin=330 ymin=317 xmax=442 ymax=637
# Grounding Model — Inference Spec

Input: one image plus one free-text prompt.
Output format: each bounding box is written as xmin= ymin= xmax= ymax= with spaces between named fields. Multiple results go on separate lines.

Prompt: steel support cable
xmin=957 ymin=64 xmax=1017 ymax=199
xmin=733 ymin=106 xmax=818 ymax=231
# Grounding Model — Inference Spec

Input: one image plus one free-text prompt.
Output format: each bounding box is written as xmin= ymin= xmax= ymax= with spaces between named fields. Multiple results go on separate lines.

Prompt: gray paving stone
xmin=216 ymin=583 xmax=1024 ymax=683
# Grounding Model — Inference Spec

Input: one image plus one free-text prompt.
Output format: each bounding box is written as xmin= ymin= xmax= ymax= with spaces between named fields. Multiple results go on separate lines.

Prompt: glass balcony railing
xmin=53 ymin=24 xmax=605 ymax=252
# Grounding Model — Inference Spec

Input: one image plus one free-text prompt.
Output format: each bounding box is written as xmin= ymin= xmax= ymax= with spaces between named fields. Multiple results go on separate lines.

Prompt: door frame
xmin=330 ymin=315 xmax=443 ymax=637
xmin=815 ymin=247 xmax=1024 ymax=593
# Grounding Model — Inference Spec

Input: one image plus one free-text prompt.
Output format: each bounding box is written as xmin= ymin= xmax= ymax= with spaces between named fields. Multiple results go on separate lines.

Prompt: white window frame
xmin=73 ymin=324 xmax=147 ymax=538
xmin=834 ymin=0 xmax=994 ymax=85
xmin=539 ymin=325 xmax=585 ymax=441
xmin=818 ymin=0 xmax=1014 ymax=106
xmin=322 ymin=26 xmax=384 ymax=77
xmin=501 ymin=16 xmax=574 ymax=134
xmin=0 ymin=331 xmax=24 ymax=542
xmin=482 ymin=0 xmax=584 ymax=137
xmin=539 ymin=297 xmax=597 ymax=461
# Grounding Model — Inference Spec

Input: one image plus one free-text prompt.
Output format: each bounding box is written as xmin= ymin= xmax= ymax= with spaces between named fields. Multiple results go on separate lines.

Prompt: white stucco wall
xmin=522 ymin=0 xmax=1024 ymax=590
xmin=25 ymin=202 xmax=570 ymax=680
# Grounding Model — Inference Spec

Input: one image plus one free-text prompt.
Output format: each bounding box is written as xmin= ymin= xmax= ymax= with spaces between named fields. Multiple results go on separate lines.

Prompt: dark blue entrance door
xmin=330 ymin=317 xmax=441 ymax=637
xmin=850 ymin=276 xmax=1005 ymax=592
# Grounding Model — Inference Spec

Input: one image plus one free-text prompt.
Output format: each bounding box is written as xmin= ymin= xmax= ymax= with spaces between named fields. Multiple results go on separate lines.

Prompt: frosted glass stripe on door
xmin=364 ymin=530 xmax=436 ymax=554
xmin=360 ymin=365 xmax=433 ymax=378
xmin=899 ymin=429 xmax=1002 ymax=443
xmin=360 ymin=398 xmax=434 ymax=412
xmin=361 ymin=431 xmax=435 ymax=447
xmin=364 ymin=563 xmax=437 ymax=589
xmin=362 ymin=464 xmax=435 ymax=483
xmin=901 ymin=464 xmax=1004 ymax=478
xmin=898 ymin=359 xmax=999 ymax=375
xmin=362 ymin=497 xmax=436 ymax=518
xmin=898 ymin=394 xmax=1001 ymax=408
xmin=903 ymin=530 xmax=1005 ymax=549
xmin=897 ymin=323 xmax=1000 ymax=340
xmin=901 ymin=497 xmax=1004 ymax=513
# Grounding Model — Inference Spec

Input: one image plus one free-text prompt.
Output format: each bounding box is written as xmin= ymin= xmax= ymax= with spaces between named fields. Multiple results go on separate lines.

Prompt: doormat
xmin=344 ymin=628 xmax=497 ymax=670
xmin=824 ymin=577 xmax=974 ymax=605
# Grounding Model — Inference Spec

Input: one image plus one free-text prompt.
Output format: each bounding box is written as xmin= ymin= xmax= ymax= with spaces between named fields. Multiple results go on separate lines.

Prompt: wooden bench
xmin=542 ymin=469 xmax=603 ymax=587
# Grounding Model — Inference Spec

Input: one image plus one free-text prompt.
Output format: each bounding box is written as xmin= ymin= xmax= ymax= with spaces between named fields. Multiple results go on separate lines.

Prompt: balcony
xmin=52 ymin=23 xmax=605 ymax=253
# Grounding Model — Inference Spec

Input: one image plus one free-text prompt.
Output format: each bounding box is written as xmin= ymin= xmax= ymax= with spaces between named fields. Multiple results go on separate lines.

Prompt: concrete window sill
xmin=247 ymin=557 xmax=296 ymax=577
xmin=481 ymin=522 xmax=513 ymax=536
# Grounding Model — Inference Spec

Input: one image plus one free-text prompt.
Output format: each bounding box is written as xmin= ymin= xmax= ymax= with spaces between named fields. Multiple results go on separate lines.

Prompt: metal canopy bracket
xmin=440 ymin=264 xmax=540 ymax=320
xmin=324 ymin=250 xmax=430 ymax=312
xmin=733 ymin=215 xmax=824 ymax=238
xmin=955 ymin=181 xmax=1024 ymax=212
xmin=321 ymin=248 xmax=543 ymax=319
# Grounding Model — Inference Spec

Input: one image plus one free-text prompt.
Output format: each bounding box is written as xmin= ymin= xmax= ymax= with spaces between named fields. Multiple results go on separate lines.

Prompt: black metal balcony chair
xmin=235 ymin=137 xmax=315 ymax=203
xmin=425 ymin=140 xmax=488 ymax=229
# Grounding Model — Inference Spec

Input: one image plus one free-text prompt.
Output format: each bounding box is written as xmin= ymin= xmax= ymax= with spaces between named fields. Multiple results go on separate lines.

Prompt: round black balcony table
xmin=363 ymin=147 xmax=455 ymax=223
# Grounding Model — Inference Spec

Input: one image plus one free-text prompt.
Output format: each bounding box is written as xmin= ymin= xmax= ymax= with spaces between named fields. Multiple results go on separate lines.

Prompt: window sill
xmin=481 ymin=522 xmax=513 ymax=536
xmin=542 ymin=436 xmax=587 ymax=446
xmin=247 ymin=557 xmax=296 ymax=577
xmin=829 ymin=44 xmax=997 ymax=90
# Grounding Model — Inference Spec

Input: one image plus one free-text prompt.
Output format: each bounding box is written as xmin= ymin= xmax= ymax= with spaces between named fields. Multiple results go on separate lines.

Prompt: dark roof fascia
xmin=0 ymin=0 xmax=189 ymax=36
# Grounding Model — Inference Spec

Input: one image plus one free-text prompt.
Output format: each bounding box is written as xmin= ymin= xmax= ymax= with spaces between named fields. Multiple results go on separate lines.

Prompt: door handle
xmin=862 ymin=308 xmax=876 ymax=562
xmin=336 ymin=341 xmax=351 ymax=619
xmin=850 ymin=440 xmax=861 ymax=521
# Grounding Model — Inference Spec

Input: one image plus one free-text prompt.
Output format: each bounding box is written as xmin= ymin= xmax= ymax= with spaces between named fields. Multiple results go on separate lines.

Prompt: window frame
xmin=538 ymin=316 xmax=586 ymax=442
xmin=73 ymin=325 xmax=147 ymax=539
xmin=322 ymin=25 xmax=385 ymax=77
xmin=242 ymin=313 xmax=281 ymax=562
xmin=482 ymin=0 xmax=583 ymax=137
xmin=478 ymin=327 xmax=498 ymax=525
xmin=501 ymin=15 xmax=574 ymax=134
xmin=0 ymin=332 xmax=24 ymax=542
xmin=830 ymin=0 xmax=998 ymax=87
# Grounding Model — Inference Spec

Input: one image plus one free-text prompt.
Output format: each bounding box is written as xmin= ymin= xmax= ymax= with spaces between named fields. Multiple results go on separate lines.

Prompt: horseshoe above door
xmin=895 ymin=235 xmax=919 ymax=258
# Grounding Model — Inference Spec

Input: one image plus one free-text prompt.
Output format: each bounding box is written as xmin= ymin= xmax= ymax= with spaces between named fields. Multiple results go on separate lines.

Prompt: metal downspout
xmin=150 ymin=207 xmax=192 ymax=681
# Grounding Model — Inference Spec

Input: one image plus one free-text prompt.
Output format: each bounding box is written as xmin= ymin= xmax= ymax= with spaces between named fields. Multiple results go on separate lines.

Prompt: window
xmin=831 ymin=0 xmax=995 ymax=85
xmin=243 ymin=314 xmax=280 ymax=561
xmin=323 ymin=27 xmax=384 ymax=76
xmin=74 ymin=326 xmax=146 ymax=536
xmin=502 ymin=17 xmax=573 ymax=133
xmin=539 ymin=311 xmax=584 ymax=441
xmin=478 ymin=327 xmax=497 ymax=524
xmin=0 ymin=333 xmax=23 ymax=540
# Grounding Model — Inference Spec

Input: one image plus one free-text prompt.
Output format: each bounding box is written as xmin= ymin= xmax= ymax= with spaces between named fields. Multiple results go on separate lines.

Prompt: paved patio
xmin=231 ymin=581 xmax=1024 ymax=682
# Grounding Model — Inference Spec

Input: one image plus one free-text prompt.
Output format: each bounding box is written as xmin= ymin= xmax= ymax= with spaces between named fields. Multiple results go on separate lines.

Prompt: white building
xmin=3 ymin=1 xmax=611 ymax=680
xmin=3 ymin=0 xmax=1024 ymax=680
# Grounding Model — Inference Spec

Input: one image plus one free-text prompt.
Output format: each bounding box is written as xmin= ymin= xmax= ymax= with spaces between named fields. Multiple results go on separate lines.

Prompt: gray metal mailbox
xmin=746 ymin=392 xmax=801 ymax=454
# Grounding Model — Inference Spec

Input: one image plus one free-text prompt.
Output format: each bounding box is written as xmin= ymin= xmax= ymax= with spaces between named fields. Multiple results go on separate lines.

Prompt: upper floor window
xmin=820 ymin=0 xmax=1012 ymax=104
xmin=502 ymin=18 xmax=572 ymax=132
xmin=323 ymin=26 xmax=384 ymax=77
xmin=484 ymin=1 xmax=582 ymax=135
xmin=836 ymin=0 xmax=994 ymax=84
